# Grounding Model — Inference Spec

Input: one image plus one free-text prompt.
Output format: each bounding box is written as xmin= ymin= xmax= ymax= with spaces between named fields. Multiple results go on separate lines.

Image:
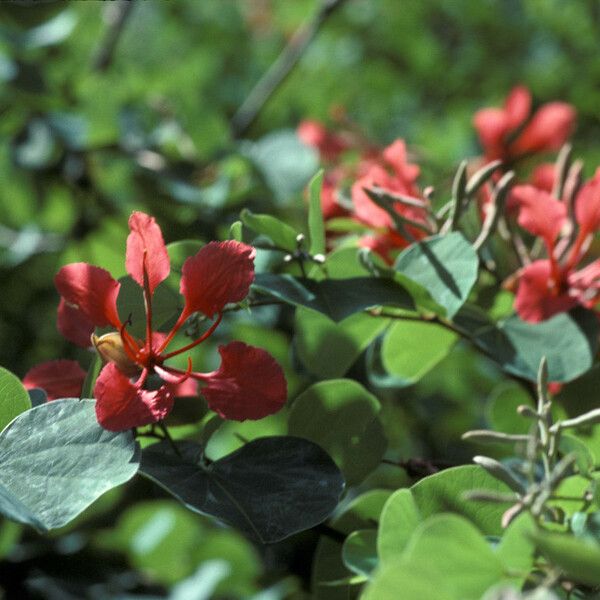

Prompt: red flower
xmin=53 ymin=212 xmax=287 ymax=431
xmin=351 ymin=140 xmax=430 ymax=262
xmin=511 ymin=174 xmax=600 ymax=321
xmin=23 ymin=360 xmax=86 ymax=400
xmin=473 ymin=86 xmax=576 ymax=163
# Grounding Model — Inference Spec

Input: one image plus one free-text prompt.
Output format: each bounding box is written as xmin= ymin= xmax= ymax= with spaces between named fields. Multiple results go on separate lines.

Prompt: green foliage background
xmin=2 ymin=0 xmax=600 ymax=597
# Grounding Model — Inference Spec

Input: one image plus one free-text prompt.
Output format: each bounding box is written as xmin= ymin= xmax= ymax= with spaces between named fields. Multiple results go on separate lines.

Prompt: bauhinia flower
xmin=473 ymin=85 xmax=576 ymax=163
xmin=42 ymin=211 xmax=286 ymax=431
xmin=511 ymin=170 xmax=600 ymax=321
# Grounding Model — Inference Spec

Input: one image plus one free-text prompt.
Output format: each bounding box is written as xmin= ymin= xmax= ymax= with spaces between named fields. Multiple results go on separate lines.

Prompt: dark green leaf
xmin=140 ymin=436 xmax=344 ymax=543
xmin=253 ymin=274 xmax=415 ymax=321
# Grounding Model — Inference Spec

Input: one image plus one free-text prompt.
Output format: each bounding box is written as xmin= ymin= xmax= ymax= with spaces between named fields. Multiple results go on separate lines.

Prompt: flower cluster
xmin=511 ymin=171 xmax=600 ymax=322
xmin=25 ymin=212 xmax=287 ymax=431
xmin=298 ymin=119 xmax=431 ymax=263
xmin=473 ymin=85 xmax=576 ymax=165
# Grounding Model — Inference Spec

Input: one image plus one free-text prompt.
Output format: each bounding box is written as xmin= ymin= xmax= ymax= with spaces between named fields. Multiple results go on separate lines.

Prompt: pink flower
xmin=474 ymin=86 xmax=576 ymax=163
xmin=50 ymin=212 xmax=287 ymax=431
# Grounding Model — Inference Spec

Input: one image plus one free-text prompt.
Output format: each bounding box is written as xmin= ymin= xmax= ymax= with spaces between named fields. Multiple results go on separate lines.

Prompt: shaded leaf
xmin=140 ymin=436 xmax=344 ymax=543
xmin=253 ymin=274 xmax=415 ymax=321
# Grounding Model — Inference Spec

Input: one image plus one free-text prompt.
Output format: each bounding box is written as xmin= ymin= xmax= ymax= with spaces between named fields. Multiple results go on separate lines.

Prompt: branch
xmin=231 ymin=0 xmax=348 ymax=137
xmin=92 ymin=0 xmax=136 ymax=72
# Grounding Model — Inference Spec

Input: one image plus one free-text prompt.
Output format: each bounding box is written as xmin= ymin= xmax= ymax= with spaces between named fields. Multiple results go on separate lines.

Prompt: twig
xmin=92 ymin=0 xmax=136 ymax=72
xmin=231 ymin=0 xmax=348 ymax=137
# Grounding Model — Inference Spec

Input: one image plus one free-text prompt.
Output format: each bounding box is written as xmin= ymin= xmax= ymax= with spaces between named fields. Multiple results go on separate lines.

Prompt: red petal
xmin=530 ymin=163 xmax=555 ymax=193
xmin=575 ymin=169 xmax=600 ymax=234
xmin=55 ymin=263 xmax=121 ymax=328
xmin=126 ymin=212 xmax=170 ymax=294
xmin=473 ymin=108 xmax=510 ymax=160
xmin=512 ymin=102 xmax=576 ymax=156
xmin=504 ymin=86 xmax=531 ymax=129
xmin=382 ymin=140 xmax=420 ymax=191
xmin=180 ymin=241 xmax=255 ymax=319
xmin=514 ymin=260 xmax=577 ymax=322
xmin=511 ymin=185 xmax=566 ymax=246
xmin=200 ymin=342 xmax=287 ymax=421
xmin=57 ymin=298 xmax=95 ymax=348
xmin=352 ymin=165 xmax=398 ymax=228
xmin=23 ymin=360 xmax=86 ymax=400
xmin=94 ymin=363 xmax=174 ymax=431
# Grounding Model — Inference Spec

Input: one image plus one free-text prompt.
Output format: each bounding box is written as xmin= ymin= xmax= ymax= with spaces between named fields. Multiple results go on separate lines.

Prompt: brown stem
xmin=231 ymin=0 xmax=348 ymax=137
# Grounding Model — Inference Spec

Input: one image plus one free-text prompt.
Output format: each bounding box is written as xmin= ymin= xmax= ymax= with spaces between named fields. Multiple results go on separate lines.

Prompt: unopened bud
xmin=92 ymin=332 xmax=140 ymax=377
xmin=295 ymin=234 xmax=305 ymax=245
xmin=283 ymin=254 xmax=293 ymax=263
xmin=312 ymin=254 xmax=326 ymax=264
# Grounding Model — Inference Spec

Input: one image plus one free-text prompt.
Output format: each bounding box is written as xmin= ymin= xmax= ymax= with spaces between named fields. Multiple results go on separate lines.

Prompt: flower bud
xmin=92 ymin=332 xmax=140 ymax=377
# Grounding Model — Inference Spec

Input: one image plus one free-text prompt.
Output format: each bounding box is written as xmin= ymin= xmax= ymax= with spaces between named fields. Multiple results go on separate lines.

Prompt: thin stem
xmin=231 ymin=0 xmax=348 ymax=136
xmin=158 ymin=421 xmax=181 ymax=457
xmin=162 ymin=313 xmax=223 ymax=359
xmin=92 ymin=0 xmax=136 ymax=72
xmin=142 ymin=252 xmax=153 ymax=354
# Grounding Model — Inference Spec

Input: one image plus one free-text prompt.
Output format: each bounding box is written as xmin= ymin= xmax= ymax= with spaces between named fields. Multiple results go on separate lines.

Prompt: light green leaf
xmin=378 ymin=488 xmax=422 ymax=563
xmin=240 ymin=209 xmax=298 ymax=251
xmin=381 ymin=321 xmax=457 ymax=384
xmin=0 ymin=399 xmax=139 ymax=531
xmin=394 ymin=232 xmax=478 ymax=318
xmin=308 ymin=170 xmax=326 ymax=255
xmin=0 ymin=366 xmax=31 ymax=431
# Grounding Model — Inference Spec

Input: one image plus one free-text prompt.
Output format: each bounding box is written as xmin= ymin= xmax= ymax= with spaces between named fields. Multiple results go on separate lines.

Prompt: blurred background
xmin=1 ymin=1 xmax=600 ymax=597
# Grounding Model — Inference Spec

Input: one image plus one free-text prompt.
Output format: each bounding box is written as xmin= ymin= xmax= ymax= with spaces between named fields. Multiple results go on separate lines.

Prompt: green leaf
xmin=167 ymin=240 xmax=203 ymax=272
xmin=0 ymin=399 xmax=139 ymax=531
xmin=454 ymin=305 xmax=598 ymax=383
xmin=241 ymin=129 xmax=319 ymax=202
xmin=411 ymin=465 xmax=511 ymax=536
xmin=495 ymin=513 xmax=535 ymax=582
xmin=288 ymin=380 xmax=387 ymax=485
xmin=533 ymin=530 xmax=600 ymax=586
xmin=559 ymin=434 xmax=594 ymax=476
xmin=0 ymin=366 xmax=31 ymax=431
xmin=240 ymin=209 xmax=298 ymax=251
xmin=363 ymin=562 xmax=453 ymax=600
xmin=381 ymin=321 xmax=457 ymax=384
xmin=308 ymin=170 xmax=326 ymax=255
xmin=312 ymin=490 xmax=392 ymax=599
xmin=140 ymin=436 xmax=344 ymax=543
xmin=378 ymin=488 xmax=422 ymax=564
xmin=117 ymin=276 xmax=181 ymax=336
xmin=342 ymin=530 xmax=378 ymax=577
xmin=253 ymin=274 xmax=415 ymax=321
xmin=294 ymin=308 xmax=390 ymax=378
xmin=394 ymin=232 xmax=479 ymax=318
xmin=81 ymin=353 xmax=101 ymax=400
xmin=400 ymin=514 xmax=506 ymax=599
